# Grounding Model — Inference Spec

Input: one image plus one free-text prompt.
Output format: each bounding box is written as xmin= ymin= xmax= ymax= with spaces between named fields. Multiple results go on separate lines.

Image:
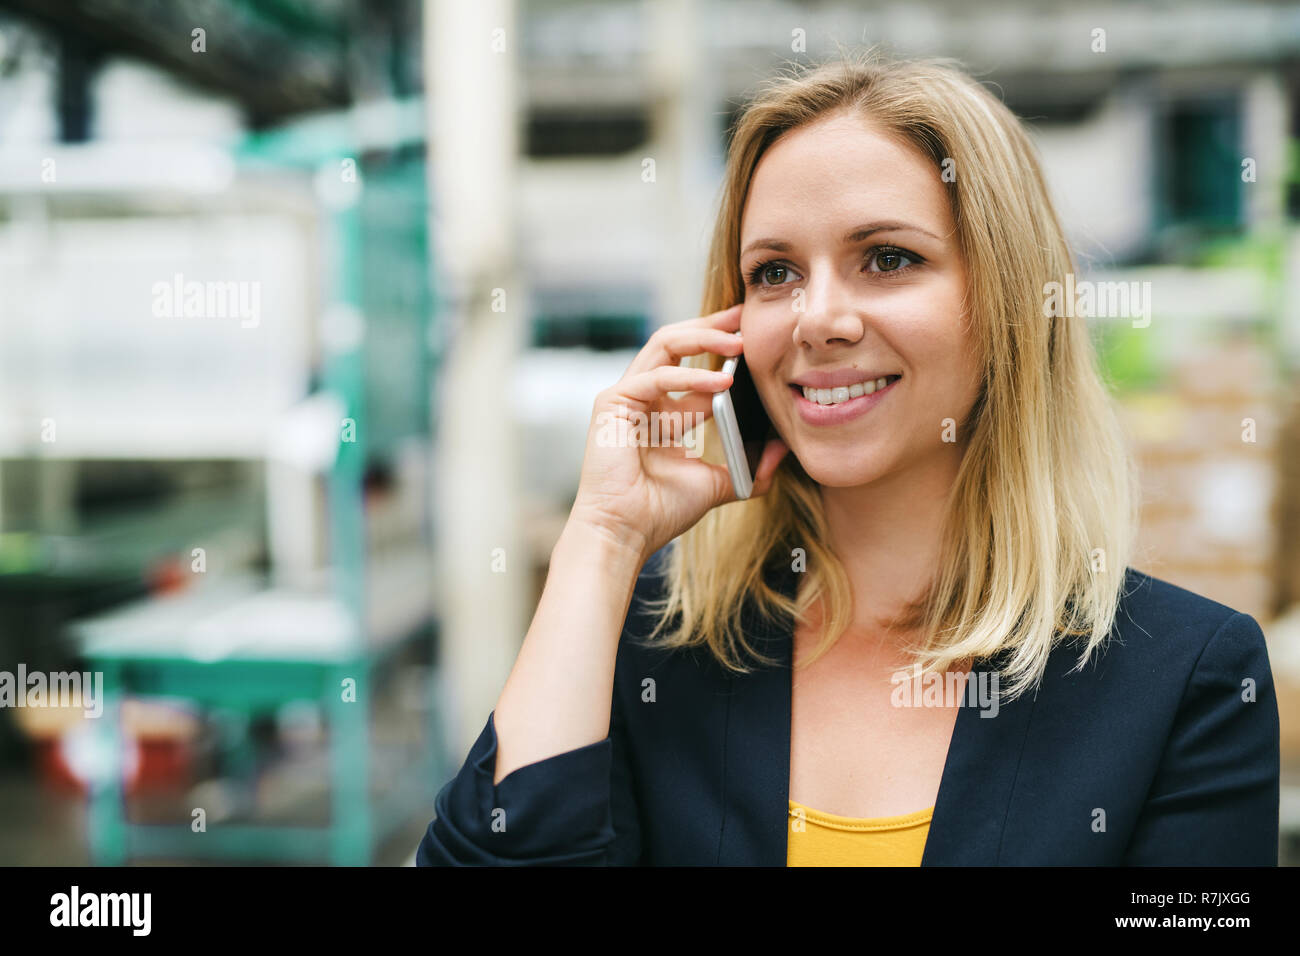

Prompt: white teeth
xmin=801 ymin=376 xmax=898 ymax=406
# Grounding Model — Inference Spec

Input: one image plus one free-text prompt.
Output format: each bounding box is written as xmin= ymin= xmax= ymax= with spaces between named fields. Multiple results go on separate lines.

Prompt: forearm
xmin=490 ymin=518 xmax=646 ymax=785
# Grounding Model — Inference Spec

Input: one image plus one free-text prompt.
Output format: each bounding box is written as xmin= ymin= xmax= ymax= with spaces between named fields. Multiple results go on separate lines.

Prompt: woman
xmin=417 ymin=51 xmax=1279 ymax=866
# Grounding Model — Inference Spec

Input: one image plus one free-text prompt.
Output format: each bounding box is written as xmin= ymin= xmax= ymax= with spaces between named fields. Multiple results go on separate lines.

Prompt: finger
xmin=630 ymin=393 xmax=715 ymax=447
xmin=691 ymin=302 xmax=743 ymax=329
xmin=645 ymin=448 xmax=737 ymax=503
xmin=612 ymin=364 xmax=732 ymax=406
xmin=604 ymin=407 xmax=700 ymax=447
xmin=625 ymin=324 xmax=744 ymax=378
xmin=657 ymin=390 xmax=717 ymax=421
xmin=622 ymin=303 xmax=741 ymax=377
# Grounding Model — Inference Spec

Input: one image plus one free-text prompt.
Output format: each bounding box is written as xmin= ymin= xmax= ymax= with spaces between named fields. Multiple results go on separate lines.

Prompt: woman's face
xmin=738 ymin=110 xmax=983 ymax=489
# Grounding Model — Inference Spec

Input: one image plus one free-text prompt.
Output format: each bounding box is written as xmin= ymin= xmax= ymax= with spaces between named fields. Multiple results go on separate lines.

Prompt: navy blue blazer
xmin=417 ymin=546 xmax=1280 ymax=865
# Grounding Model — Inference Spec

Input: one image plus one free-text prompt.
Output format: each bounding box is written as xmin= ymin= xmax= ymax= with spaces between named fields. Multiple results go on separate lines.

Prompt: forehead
xmin=740 ymin=112 xmax=952 ymax=240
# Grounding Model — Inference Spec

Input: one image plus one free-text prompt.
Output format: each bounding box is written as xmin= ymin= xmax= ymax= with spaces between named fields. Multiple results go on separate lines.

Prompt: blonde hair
xmin=640 ymin=48 xmax=1141 ymax=704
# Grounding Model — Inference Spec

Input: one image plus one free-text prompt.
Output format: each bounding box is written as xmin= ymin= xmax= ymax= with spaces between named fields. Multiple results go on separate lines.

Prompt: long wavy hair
xmin=640 ymin=48 xmax=1141 ymax=704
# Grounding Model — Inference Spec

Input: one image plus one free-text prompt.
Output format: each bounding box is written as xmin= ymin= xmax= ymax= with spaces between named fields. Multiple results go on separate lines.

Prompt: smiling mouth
xmin=790 ymin=374 xmax=902 ymax=407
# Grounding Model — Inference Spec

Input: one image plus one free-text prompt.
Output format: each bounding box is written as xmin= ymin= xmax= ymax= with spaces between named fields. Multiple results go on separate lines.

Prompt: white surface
xmin=0 ymin=206 xmax=313 ymax=459
xmin=72 ymin=548 xmax=435 ymax=663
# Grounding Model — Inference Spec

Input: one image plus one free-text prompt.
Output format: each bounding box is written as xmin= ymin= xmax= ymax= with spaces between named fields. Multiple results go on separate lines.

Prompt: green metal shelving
xmin=79 ymin=99 xmax=447 ymax=865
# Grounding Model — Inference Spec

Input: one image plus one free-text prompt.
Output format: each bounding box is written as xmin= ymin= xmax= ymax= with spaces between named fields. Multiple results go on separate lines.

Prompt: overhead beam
xmin=0 ymin=0 xmax=352 ymax=125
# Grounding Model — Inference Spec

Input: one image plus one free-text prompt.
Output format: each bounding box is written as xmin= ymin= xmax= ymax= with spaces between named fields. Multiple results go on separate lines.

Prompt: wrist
xmin=560 ymin=511 xmax=650 ymax=569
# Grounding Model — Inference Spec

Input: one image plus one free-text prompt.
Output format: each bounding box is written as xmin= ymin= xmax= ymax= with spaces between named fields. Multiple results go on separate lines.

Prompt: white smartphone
xmin=712 ymin=353 xmax=775 ymax=499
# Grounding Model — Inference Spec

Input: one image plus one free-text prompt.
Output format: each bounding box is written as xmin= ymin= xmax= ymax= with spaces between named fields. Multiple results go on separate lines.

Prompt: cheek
xmin=892 ymin=321 xmax=980 ymax=413
xmin=947 ymin=315 xmax=983 ymax=401
xmin=739 ymin=312 xmax=789 ymax=377
xmin=943 ymin=346 xmax=983 ymax=418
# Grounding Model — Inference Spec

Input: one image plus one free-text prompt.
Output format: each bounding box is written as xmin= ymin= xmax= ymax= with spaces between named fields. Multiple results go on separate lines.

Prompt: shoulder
xmin=625 ymin=544 xmax=674 ymax=629
xmin=611 ymin=543 xmax=729 ymax=701
xmin=617 ymin=543 xmax=693 ymax=667
xmin=1111 ymin=570 xmax=1279 ymax=864
xmin=1115 ymin=566 xmax=1245 ymax=635
xmin=1108 ymin=567 xmax=1270 ymax=674
xmin=1040 ymin=567 xmax=1275 ymax=724
xmin=605 ymin=544 xmax=669 ymax=657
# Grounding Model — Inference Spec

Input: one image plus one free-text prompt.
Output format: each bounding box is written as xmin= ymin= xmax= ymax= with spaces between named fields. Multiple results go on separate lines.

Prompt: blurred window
xmin=1158 ymin=95 xmax=1244 ymax=231
xmin=530 ymin=285 xmax=650 ymax=349
xmin=526 ymin=109 xmax=649 ymax=157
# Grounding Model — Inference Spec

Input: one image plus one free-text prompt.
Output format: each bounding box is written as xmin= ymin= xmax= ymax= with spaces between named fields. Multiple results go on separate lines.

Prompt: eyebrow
xmin=739 ymin=220 xmax=945 ymax=259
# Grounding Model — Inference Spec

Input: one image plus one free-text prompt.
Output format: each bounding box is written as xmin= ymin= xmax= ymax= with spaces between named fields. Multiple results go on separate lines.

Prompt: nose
xmin=792 ymin=267 xmax=866 ymax=350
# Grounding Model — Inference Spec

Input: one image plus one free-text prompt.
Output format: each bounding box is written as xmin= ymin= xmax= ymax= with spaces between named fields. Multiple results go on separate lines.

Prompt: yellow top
xmin=787 ymin=798 xmax=933 ymax=867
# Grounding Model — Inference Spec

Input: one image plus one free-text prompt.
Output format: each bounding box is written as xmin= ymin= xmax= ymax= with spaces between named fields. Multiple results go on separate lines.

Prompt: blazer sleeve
xmin=1123 ymin=610 xmax=1280 ymax=865
xmin=414 ymin=556 xmax=659 ymax=866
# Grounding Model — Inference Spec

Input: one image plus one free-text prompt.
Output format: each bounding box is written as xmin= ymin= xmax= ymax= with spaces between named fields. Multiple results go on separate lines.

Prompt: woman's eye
xmin=867 ymin=248 xmax=916 ymax=273
xmin=745 ymin=247 xmax=920 ymax=288
xmin=745 ymin=261 xmax=796 ymax=287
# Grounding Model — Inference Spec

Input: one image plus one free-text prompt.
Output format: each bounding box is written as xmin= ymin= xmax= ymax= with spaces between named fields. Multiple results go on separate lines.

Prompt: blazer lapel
xmin=920 ymin=648 xmax=1036 ymax=865
xmin=716 ymin=557 xmax=796 ymax=866
xmin=717 ymin=558 xmax=1035 ymax=866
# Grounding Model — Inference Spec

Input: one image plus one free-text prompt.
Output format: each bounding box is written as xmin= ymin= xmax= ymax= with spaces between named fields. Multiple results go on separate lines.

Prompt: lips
xmin=788 ymin=375 xmax=900 ymax=426
xmin=791 ymin=369 xmax=903 ymax=390
xmin=798 ymin=374 xmax=902 ymax=406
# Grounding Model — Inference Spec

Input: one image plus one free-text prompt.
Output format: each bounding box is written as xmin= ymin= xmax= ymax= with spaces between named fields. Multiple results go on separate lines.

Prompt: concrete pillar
xmin=648 ymin=0 xmax=723 ymax=326
xmin=426 ymin=0 xmax=528 ymax=758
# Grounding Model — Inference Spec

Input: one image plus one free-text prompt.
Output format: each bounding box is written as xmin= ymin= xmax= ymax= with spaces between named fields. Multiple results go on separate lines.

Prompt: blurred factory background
xmin=0 ymin=0 xmax=1298 ymax=865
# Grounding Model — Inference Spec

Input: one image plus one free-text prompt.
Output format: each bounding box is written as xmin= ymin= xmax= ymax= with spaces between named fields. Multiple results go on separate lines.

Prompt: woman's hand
xmin=568 ymin=303 xmax=789 ymax=561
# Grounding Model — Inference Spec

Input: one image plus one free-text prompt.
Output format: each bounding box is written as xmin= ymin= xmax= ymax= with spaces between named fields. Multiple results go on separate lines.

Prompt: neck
xmin=816 ymin=447 xmax=964 ymax=637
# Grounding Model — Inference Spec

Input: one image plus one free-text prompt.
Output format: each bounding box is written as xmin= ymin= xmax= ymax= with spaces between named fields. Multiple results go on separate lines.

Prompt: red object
xmin=146 ymin=556 xmax=188 ymax=594
xmin=35 ymin=736 xmax=193 ymax=797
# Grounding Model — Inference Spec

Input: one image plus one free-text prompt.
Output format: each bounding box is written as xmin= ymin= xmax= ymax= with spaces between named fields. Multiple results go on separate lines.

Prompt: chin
xmin=792 ymin=448 xmax=893 ymax=489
